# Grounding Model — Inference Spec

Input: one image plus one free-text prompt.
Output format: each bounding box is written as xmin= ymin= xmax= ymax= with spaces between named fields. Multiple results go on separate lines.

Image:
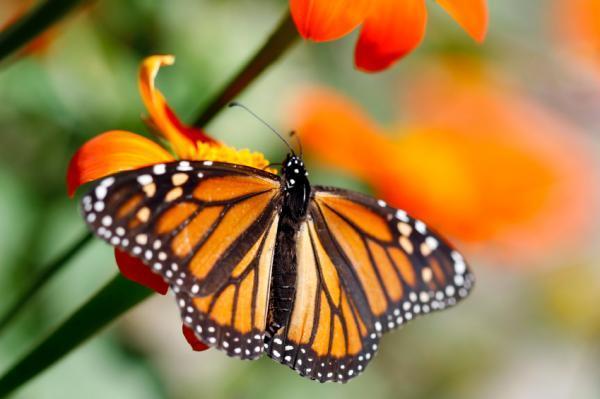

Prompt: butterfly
xmin=80 ymin=153 xmax=474 ymax=383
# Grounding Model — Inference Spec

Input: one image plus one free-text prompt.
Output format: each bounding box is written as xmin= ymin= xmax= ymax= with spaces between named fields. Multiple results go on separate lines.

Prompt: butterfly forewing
xmin=312 ymin=187 xmax=474 ymax=332
xmin=81 ymin=160 xmax=281 ymax=297
xmin=81 ymin=161 xmax=283 ymax=358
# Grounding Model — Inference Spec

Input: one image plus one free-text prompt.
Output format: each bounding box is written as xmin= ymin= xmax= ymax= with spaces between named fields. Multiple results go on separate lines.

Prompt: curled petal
xmin=182 ymin=325 xmax=210 ymax=352
xmin=114 ymin=249 xmax=169 ymax=295
xmin=436 ymin=0 xmax=488 ymax=42
xmin=139 ymin=55 xmax=215 ymax=159
xmin=290 ymin=0 xmax=372 ymax=41
xmin=67 ymin=130 xmax=175 ymax=196
xmin=355 ymin=0 xmax=428 ymax=72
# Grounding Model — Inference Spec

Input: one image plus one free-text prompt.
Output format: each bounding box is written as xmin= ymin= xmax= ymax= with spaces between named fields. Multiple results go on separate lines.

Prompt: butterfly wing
xmin=175 ymin=212 xmax=279 ymax=359
xmin=265 ymin=218 xmax=378 ymax=382
xmin=265 ymin=186 xmax=474 ymax=382
xmin=81 ymin=160 xmax=282 ymax=358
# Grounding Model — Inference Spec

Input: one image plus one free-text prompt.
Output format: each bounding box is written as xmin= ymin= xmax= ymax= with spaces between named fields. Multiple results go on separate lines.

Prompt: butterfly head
xmin=281 ymin=153 xmax=311 ymax=218
xmin=282 ymin=153 xmax=309 ymax=184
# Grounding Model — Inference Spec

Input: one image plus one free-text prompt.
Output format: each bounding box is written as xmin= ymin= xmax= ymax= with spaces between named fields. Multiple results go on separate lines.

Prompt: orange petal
xmin=290 ymin=0 xmax=372 ymax=41
xmin=394 ymin=60 xmax=599 ymax=261
xmin=287 ymin=87 xmax=388 ymax=180
xmin=554 ymin=0 xmax=600 ymax=70
xmin=355 ymin=0 xmax=428 ymax=72
xmin=139 ymin=55 xmax=215 ymax=159
xmin=436 ymin=0 xmax=488 ymax=42
xmin=182 ymin=325 xmax=210 ymax=352
xmin=288 ymin=71 xmax=599 ymax=264
xmin=67 ymin=130 xmax=174 ymax=196
xmin=114 ymin=249 xmax=169 ymax=295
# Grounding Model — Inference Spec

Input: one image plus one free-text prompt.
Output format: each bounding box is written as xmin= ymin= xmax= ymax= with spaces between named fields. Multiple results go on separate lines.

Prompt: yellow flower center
xmin=194 ymin=142 xmax=278 ymax=175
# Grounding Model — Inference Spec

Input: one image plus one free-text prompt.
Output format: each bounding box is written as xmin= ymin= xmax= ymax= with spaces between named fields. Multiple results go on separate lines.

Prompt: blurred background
xmin=1 ymin=0 xmax=599 ymax=398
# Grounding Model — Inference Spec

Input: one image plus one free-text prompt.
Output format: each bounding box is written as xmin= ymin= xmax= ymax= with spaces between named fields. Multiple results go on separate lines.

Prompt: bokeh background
xmin=1 ymin=0 xmax=600 ymax=398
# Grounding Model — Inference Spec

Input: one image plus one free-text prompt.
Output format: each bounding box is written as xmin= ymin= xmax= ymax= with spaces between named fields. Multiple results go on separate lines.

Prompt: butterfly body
xmin=269 ymin=154 xmax=310 ymax=338
xmin=80 ymin=155 xmax=474 ymax=383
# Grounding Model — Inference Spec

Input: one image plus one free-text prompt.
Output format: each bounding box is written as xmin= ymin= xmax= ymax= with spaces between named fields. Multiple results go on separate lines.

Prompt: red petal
xmin=290 ymin=0 xmax=372 ymax=41
xmin=355 ymin=0 xmax=428 ymax=72
xmin=182 ymin=324 xmax=210 ymax=352
xmin=436 ymin=0 xmax=488 ymax=42
xmin=66 ymin=130 xmax=175 ymax=196
xmin=114 ymin=249 xmax=169 ymax=295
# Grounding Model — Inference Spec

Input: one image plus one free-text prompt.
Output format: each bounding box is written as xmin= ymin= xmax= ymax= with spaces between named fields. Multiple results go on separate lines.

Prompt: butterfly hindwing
xmin=265 ymin=186 xmax=474 ymax=383
xmin=175 ymin=213 xmax=279 ymax=359
xmin=265 ymin=219 xmax=379 ymax=382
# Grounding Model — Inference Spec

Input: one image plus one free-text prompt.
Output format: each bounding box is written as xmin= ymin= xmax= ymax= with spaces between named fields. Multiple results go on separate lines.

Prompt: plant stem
xmin=0 ymin=0 xmax=94 ymax=63
xmin=0 ymin=275 xmax=151 ymax=397
xmin=192 ymin=11 xmax=299 ymax=127
xmin=0 ymin=232 xmax=93 ymax=333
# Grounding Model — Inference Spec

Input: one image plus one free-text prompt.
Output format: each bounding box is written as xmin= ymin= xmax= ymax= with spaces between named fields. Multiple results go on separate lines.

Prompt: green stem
xmin=0 ymin=0 xmax=94 ymax=63
xmin=0 ymin=275 xmax=152 ymax=397
xmin=192 ymin=11 xmax=299 ymax=127
xmin=0 ymin=232 xmax=93 ymax=333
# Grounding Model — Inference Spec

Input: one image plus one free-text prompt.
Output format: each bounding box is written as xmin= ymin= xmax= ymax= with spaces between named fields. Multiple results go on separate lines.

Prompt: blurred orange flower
xmin=554 ymin=0 xmax=600 ymax=70
xmin=288 ymin=59 xmax=598 ymax=263
xmin=290 ymin=0 xmax=488 ymax=72
xmin=68 ymin=55 xmax=274 ymax=351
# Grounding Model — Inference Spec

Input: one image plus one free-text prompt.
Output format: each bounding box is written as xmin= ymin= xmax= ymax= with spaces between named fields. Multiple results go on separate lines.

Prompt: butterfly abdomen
xmin=267 ymin=154 xmax=311 ymax=338
xmin=268 ymin=214 xmax=299 ymax=337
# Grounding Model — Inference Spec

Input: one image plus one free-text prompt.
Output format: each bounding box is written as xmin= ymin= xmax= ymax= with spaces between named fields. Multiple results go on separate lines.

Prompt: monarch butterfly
xmin=80 ymin=137 xmax=473 ymax=383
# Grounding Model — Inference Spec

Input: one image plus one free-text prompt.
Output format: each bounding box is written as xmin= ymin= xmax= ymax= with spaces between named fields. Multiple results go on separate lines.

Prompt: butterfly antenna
xmin=289 ymin=130 xmax=303 ymax=157
xmin=228 ymin=102 xmax=295 ymax=155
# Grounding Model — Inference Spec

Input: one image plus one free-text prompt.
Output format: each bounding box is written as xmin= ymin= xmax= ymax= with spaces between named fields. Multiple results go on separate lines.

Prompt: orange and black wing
xmin=174 ymin=212 xmax=279 ymax=358
xmin=265 ymin=186 xmax=474 ymax=383
xmin=81 ymin=160 xmax=281 ymax=358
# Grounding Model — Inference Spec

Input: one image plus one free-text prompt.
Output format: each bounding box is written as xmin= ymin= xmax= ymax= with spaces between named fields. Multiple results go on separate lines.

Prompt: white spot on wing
xmin=137 ymin=174 xmax=153 ymax=185
xmin=95 ymin=186 xmax=107 ymax=200
xmin=395 ymin=210 xmax=409 ymax=222
xmin=415 ymin=220 xmax=427 ymax=235
xmin=177 ymin=161 xmax=193 ymax=171
xmin=425 ymin=236 xmax=439 ymax=251
xmin=153 ymin=164 xmax=166 ymax=175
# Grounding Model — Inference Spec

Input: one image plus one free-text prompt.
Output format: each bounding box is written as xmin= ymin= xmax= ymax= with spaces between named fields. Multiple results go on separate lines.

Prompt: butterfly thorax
xmin=280 ymin=154 xmax=311 ymax=221
xmin=267 ymin=154 xmax=311 ymax=339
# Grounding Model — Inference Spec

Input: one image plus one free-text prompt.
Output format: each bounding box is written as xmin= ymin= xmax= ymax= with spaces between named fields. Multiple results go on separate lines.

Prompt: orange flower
xmin=67 ymin=55 xmax=276 ymax=196
xmin=290 ymin=0 xmax=488 ymax=72
xmin=68 ymin=55 xmax=275 ymax=350
xmin=554 ymin=0 xmax=600 ymax=70
xmin=288 ymin=59 xmax=598 ymax=263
